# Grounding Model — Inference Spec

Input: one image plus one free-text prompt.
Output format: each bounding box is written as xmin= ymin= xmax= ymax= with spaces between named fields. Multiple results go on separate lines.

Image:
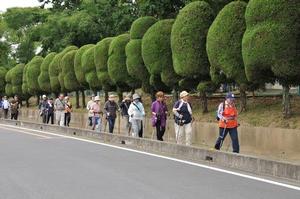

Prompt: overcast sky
xmin=0 ymin=0 xmax=42 ymax=12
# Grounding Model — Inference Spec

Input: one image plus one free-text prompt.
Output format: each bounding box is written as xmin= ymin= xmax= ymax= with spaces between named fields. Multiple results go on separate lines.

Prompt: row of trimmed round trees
xmin=2 ymin=0 xmax=298 ymax=118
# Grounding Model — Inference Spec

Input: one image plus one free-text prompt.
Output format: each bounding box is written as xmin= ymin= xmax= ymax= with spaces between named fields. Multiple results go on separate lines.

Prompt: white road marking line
xmin=0 ymin=126 xmax=52 ymax=139
xmin=0 ymin=124 xmax=299 ymax=191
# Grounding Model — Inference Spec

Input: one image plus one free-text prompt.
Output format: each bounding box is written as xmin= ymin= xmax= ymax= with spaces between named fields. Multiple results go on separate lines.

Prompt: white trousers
xmin=56 ymin=110 xmax=65 ymax=127
xmin=174 ymin=123 xmax=192 ymax=145
xmin=131 ymin=119 xmax=142 ymax=137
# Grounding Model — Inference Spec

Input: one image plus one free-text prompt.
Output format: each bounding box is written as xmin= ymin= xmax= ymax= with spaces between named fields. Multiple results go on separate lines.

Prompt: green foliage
xmin=171 ymin=1 xmax=214 ymax=78
xmin=11 ymin=64 xmax=25 ymax=96
xmin=94 ymin=38 xmax=115 ymax=91
xmin=130 ymin=16 xmax=157 ymax=39
xmin=38 ymin=52 xmax=57 ymax=93
xmin=22 ymin=64 xmax=30 ymax=95
xmin=26 ymin=56 xmax=44 ymax=94
xmin=126 ymin=39 xmax=149 ymax=82
xmin=61 ymin=50 xmax=81 ymax=92
xmin=49 ymin=46 xmax=77 ymax=93
xmin=149 ymin=74 xmax=170 ymax=92
xmin=74 ymin=44 xmax=94 ymax=88
xmin=242 ymin=0 xmax=299 ymax=86
xmin=82 ymin=46 xmax=101 ymax=91
xmin=58 ymin=46 xmax=78 ymax=92
xmin=142 ymin=19 xmax=179 ymax=88
xmin=108 ymin=34 xmax=137 ymax=90
xmin=0 ymin=67 xmax=8 ymax=94
xmin=5 ymin=69 xmax=13 ymax=96
xmin=207 ymin=1 xmax=248 ymax=85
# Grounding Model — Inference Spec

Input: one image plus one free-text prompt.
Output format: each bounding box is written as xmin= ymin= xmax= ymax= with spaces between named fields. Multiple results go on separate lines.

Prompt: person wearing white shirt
xmin=2 ymin=96 xmax=10 ymax=119
xmin=128 ymin=94 xmax=145 ymax=137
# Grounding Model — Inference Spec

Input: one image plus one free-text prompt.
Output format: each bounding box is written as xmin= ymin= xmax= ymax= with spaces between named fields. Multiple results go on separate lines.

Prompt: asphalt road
xmin=0 ymin=125 xmax=299 ymax=199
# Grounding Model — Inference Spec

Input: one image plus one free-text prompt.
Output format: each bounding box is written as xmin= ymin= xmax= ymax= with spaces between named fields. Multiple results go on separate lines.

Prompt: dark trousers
xmin=47 ymin=113 xmax=54 ymax=124
xmin=215 ymin=127 xmax=239 ymax=153
xmin=88 ymin=117 xmax=93 ymax=126
xmin=156 ymin=120 xmax=165 ymax=141
xmin=4 ymin=109 xmax=8 ymax=119
xmin=107 ymin=117 xmax=116 ymax=133
xmin=64 ymin=112 xmax=71 ymax=127
xmin=42 ymin=112 xmax=47 ymax=123
xmin=11 ymin=112 xmax=18 ymax=120
xmin=139 ymin=121 xmax=143 ymax=138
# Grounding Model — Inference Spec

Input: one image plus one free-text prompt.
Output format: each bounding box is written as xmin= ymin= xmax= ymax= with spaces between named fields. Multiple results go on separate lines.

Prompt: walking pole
xmin=219 ymin=123 xmax=227 ymax=149
xmin=118 ymin=112 xmax=121 ymax=134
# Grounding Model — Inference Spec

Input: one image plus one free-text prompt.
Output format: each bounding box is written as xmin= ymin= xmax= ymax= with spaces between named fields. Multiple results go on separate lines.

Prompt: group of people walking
xmin=0 ymin=95 xmax=20 ymax=120
xmin=32 ymin=90 xmax=240 ymax=153
xmin=39 ymin=94 xmax=72 ymax=126
xmin=84 ymin=90 xmax=239 ymax=153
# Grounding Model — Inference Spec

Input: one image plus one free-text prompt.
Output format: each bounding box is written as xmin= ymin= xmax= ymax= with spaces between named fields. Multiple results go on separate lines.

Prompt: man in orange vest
xmin=214 ymin=92 xmax=240 ymax=153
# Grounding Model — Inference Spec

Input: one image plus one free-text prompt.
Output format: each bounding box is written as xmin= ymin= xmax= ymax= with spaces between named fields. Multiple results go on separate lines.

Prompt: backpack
xmin=216 ymin=101 xmax=225 ymax=121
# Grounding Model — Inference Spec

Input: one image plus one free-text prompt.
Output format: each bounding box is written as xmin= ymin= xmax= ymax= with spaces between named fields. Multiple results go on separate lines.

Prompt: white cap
xmin=180 ymin=91 xmax=189 ymax=98
xmin=132 ymin=94 xmax=140 ymax=100
xmin=42 ymin=95 xmax=47 ymax=98
xmin=94 ymin=96 xmax=100 ymax=101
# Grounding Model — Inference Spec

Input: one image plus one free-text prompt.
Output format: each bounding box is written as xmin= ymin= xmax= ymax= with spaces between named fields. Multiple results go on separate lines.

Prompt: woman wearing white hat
xmin=128 ymin=94 xmax=145 ymax=137
xmin=172 ymin=91 xmax=193 ymax=145
xmin=91 ymin=96 xmax=102 ymax=132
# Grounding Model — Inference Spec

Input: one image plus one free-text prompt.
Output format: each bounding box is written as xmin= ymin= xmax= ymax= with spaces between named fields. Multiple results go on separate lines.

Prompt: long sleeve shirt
xmin=128 ymin=101 xmax=145 ymax=121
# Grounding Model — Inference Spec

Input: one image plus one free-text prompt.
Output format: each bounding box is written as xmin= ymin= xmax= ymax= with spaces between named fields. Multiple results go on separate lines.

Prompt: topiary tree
xmin=74 ymin=44 xmax=94 ymax=107
xmin=108 ymin=33 xmax=138 ymax=98
xmin=49 ymin=46 xmax=78 ymax=95
xmin=126 ymin=16 xmax=157 ymax=96
xmin=5 ymin=68 xmax=13 ymax=96
xmin=0 ymin=67 xmax=8 ymax=95
xmin=207 ymin=1 xmax=250 ymax=111
xmin=142 ymin=19 xmax=179 ymax=99
xmin=59 ymin=46 xmax=78 ymax=93
xmin=11 ymin=63 xmax=25 ymax=98
xmin=242 ymin=0 xmax=299 ymax=118
xmin=94 ymin=38 xmax=116 ymax=101
xmin=38 ymin=52 xmax=57 ymax=93
xmin=61 ymin=49 xmax=81 ymax=108
xmin=22 ymin=63 xmax=30 ymax=97
xmin=82 ymin=46 xmax=101 ymax=93
xmin=171 ymin=1 xmax=214 ymax=112
xmin=26 ymin=56 xmax=44 ymax=95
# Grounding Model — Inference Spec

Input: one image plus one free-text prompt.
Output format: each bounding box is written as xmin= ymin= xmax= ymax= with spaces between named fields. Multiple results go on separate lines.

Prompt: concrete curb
xmin=1 ymin=119 xmax=299 ymax=183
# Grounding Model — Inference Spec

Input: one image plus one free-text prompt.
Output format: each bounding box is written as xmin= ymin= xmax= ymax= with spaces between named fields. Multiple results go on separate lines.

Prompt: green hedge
xmin=11 ymin=64 xmax=25 ymax=96
xmin=130 ymin=16 xmax=157 ymax=39
xmin=94 ymin=38 xmax=115 ymax=91
xmin=242 ymin=0 xmax=299 ymax=85
xmin=74 ymin=44 xmax=94 ymax=88
xmin=26 ymin=56 xmax=44 ymax=94
xmin=207 ymin=1 xmax=247 ymax=85
xmin=22 ymin=64 xmax=30 ymax=95
xmin=61 ymin=50 xmax=81 ymax=92
xmin=38 ymin=52 xmax=56 ymax=92
xmin=82 ymin=46 xmax=101 ymax=91
xmin=108 ymin=33 xmax=136 ymax=90
xmin=171 ymin=1 xmax=214 ymax=78
xmin=5 ymin=68 xmax=12 ymax=96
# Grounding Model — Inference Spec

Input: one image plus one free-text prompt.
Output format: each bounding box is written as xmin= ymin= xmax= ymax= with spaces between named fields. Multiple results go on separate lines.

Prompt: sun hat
xmin=42 ymin=94 xmax=47 ymax=98
xmin=109 ymin=94 xmax=117 ymax=100
xmin=180 ymin=91 xmax=189 ymax=98
xmin=94 ymin=96 xmax=100 ymax=101
xmin=124 ymin=94 xmax=131 ymax=100
xmin=132 ymin=94 xmax=140 ymax=100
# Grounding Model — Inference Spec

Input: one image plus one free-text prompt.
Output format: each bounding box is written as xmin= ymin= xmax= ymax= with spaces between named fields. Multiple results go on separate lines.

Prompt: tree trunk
xmin=118 ymin=91 xmax=123 ymax=103
xmin=81 ymin=90 xmax=86 ymax=108
xmin=36 ymin=95 xmax=40 ymax=106
xmin=200 ymin=91 xmax=208 ymax=113
xmin=75 ymin=91 xmax=80 ymax=108
xmin=131 ymin=88 xmax=135 ymax=95
xmin=282 ymin=85 xmax=291 ymax=118
xmin=239 ymin=84 xmax=247 ymax=112
xmin=26 ymin=99 xmax=29 ymax=108
xmin=104 ymin=90 xmax=109 ymax=102
xmin=172 ymin=88 xmax=179 ymax=104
